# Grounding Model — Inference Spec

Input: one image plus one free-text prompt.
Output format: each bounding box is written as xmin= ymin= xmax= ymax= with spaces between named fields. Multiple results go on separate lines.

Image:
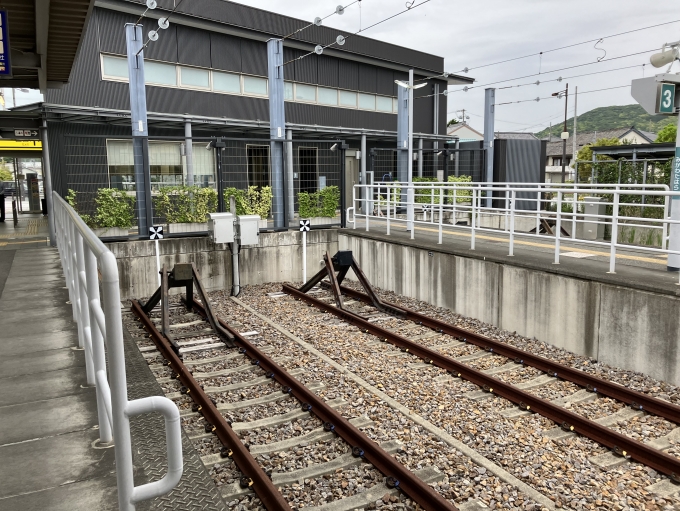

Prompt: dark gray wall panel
xmin=358 ymin=64 xmax=377 ymax=94
xmin=177 ymin=25 xmax=211 ymax=68
xmin=96 ymin=8 xmax=131 ymax=55
xmin=144 ymin=25 xmax=178 ymax=63
xmin=316 ymin=55 xmax=338 ymax=88
xmin=283 ymin=48 xmax=300 ymax=81
xmin=240 ymin=38 xmax=267 ymax=76
xmin=376 ymin=67 xmax=393 ymax=96
xmin=393 ymin=70 xmax=408 ymax=96
xmin=413 ymin=84 xmax=433 ymax=135
xmin=295 ymin=53 xmax=318 ymax=85
xmin=338 ymin=60 xmax=358 ymax=91
xmin=211 ymin=33 xmax=242 ymax=72
xmin=285 ymin=103 xmax=397 ymax=132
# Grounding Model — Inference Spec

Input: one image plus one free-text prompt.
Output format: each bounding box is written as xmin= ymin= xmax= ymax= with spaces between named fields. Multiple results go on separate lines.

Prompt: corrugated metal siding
xmin=501 ymin=139 xmax=543 ymax=210
xmin=145 ymin=24 xmax=178 ymax=63
xmin=413 ymin=84 xmax=433 ymax=135
xmin=210 ymin=32 xmax=242 ymax=72
xmin=376 ymin=67 xmax=394 ymax=96
xmin=358 ymin=64 xmax=377 ymax=94
xmin=316 ymin=55 xmax=339 ymax=88
xmin=338 ymin=60 xmax=358 ymax=91
xmin=177 ymin=25 xmax=211 ymax=68
xmin=97 ymin=8 xmax=128 ymax=54
xmin=146 ymin=0 xmax=444 ymax=72
xmin=295 ymin=53 xmax=318 ymax=85
xmin=240 ymin=38 xmax=267 ymax=76
xmin=285 ymin=103 xmax=396 ymax=132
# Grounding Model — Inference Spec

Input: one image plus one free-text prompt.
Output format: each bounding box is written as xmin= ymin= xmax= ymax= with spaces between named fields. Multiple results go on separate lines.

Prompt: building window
xmin=358 ymin=93 xmax=376 ymax=111
xmin=192 ymin=142 xmax=216 ymax=188
xmin=318 ymin=87 xmax=338 ymax=106
xmin=213 ymin=71 xmax=241 ymax=93
xmin=107 ymin=140 xmax=185 ymax=191
xmin=284 ymin=82 xmax=294 ymax=101
xmin=101 ymin=55 xmax=128 ymax=79
xmin=298 ymin=147 xmax=318 ymax=193
xmin=247 ymin=145 xmax=270 ymax=188
xmin=339 ymin=90 xmax=357 ymax=108
xmin=393 ymin=98 xmax=399 ymax=113
xmin=243 ymin=76 xmax=268 ymax=96
xmin=107 ymin=140 xmax=135 ymax=190
xmin=553 ymin=157 xmax=561 ymax=166
xmin=295 ymin=83 xmax=316 ymax=102
xmin=145 ymin=61 xmax=177 ymax=86
xmin=376 ymin=96 xmax=392 ymax=113
xmin=180 ymin=67 xmax=210 ymax=89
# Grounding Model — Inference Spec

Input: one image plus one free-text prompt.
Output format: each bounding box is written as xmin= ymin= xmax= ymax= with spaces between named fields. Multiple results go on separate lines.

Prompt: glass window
xmin=339 ymin=90 xmax=357 ymax=108
xmin=213 ymin=71 xmax=241 ymax=93
xmin=318 ymin=87 xmax=338 ymax=106
xmin=284 ymin=82 xmax=294 ymax=101
xmin=145 ymin=61 xmax=177 ymax=86
xmin=102 ymin=55 xmax=128 ymax=79
xmin=107 ymin=140 xmax=134 ymax=191
xmin=298 ymin=147 xmax=318 ymax=193
xmin=358 ymin=93 xmax=376 ymax=110
xmin=393 ymin=98 xmax=399 ymax=113
xmin=180 ymin=67 xmax=209 ymax=88
xmin=376 ymin=96 xmax=393 ymax=113
xmin=149 ymin=143 xmax=183 ymax=191
xmin=243 ymin=76 xmax=267 ymax=95
xmin=247 ymin=145 xmax=270 ymax=188
xmin=295 ymin=84 xmax=316 ymax=102
xmin=193 ymin=143 xmax=216 ymax=188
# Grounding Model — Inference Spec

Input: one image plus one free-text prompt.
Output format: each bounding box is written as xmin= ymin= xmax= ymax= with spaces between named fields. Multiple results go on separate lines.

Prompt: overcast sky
xmin=6 ymin=0 xmax=680 ymax=133
xmin=232 ymin=0 xmax=680 ymax=133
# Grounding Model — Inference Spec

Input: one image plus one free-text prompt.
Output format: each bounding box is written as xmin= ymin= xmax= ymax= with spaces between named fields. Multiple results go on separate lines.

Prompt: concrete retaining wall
xmin=339 ymin=233 xmax=680 ymax=386
xmin=107 ymin=230 xmax=338 ymax=300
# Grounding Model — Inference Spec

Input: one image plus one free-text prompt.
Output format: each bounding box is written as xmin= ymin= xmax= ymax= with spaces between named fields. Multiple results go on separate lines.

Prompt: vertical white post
xmin=509 ymin=190 xmax=516 ymax=256
xmin=302 ymin=230 xmax=307 ymax=283
xmin=74 ymin=231 xmax=95 ymax=386
xmin=609 ymin=191 xmax=619 ymax=273
xmin=471 ymin=189 xmax=476 ymax=250
xmin=438 ymin=187 xmax=443 ymax=244
xmin=407 ymin=69 xmax=415 ymax=232
xmin=386 ymin=186 xmax=391 ymax=235
xmin=366 ymin=185 xmax=371 ymax=232
xmin=663 ymin=195 xmax=670 ymax=250
xmin=571 ymin=186 xmax=577 ymax=239
xmin=452 ymin=187 xmax=457 ymax=226
xmin=554 ymin=191 xmax=562 ymax=264
xmin=155 ymin=238 xmax=161 ymax=287
xmin=352 ymin=186 xmax=357 ymax=230
xmin=536 ymin=190 xmax=541 ymax=234
xmin=410 ymin=184 xmax=415 ymax=240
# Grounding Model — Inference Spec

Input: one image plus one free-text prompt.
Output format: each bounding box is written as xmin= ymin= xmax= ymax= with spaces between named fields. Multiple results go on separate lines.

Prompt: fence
xmin=570 ymin=157 xmax=673 ymax=186
xmin=347 ymin=181 xmax=680 ymax=279
xmin=53 ymin=191 xmax=183 ymax=510
xmin=369 ymin=147 xmax=485 ymax=183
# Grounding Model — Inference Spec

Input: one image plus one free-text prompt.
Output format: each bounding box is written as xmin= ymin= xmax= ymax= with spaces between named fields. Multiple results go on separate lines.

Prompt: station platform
xmin=346 ymin=220 xmax=680 ymax=296
xmin=0 ymin=207 xmax=51 ymax=251
xmin=0 ymin=246 xmax=226 ymax=510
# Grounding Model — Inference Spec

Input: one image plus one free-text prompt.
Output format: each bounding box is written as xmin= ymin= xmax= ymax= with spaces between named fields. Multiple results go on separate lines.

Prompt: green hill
xmin=534 ymin=104 xmax=674 ymax=139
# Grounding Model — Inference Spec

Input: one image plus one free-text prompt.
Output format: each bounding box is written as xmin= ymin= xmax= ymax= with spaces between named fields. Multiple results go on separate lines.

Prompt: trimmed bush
xmin=154 ymin=186 xmax=217 ymax=223
xmin=298 ymin=185 xmax=340 ymax=218
xmin=224 ymin=186 xmax=272 ymax=219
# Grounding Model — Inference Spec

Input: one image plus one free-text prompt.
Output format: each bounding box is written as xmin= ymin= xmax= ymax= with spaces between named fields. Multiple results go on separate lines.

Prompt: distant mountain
xmin=534 ymin=104 xmax=674 ymax=140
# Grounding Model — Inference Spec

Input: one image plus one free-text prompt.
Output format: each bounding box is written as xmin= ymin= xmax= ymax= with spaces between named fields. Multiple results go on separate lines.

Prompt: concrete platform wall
xmin=107 ymin=230 xmax=338 ymax=300
xmin=339 ymin=233 xmax=680 ymax=386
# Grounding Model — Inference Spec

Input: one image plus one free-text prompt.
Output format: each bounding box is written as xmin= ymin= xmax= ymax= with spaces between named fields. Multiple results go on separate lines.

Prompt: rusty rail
xmin=282 ymin=284 xmax=680 ymax=482
xmin=328 ymin=283 xmax=680 ymax=427
xmin=188 ymin=298 xmax=457 ymax=511
xmin=130 ymin=300 xmax=293 ymax=511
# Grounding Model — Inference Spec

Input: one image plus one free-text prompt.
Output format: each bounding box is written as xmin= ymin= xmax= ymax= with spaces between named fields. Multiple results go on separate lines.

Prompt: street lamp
xmin=552 ymin=84 xmax=569 ymax=183
xmin=395 ymin=72 xmax=427 ymax=231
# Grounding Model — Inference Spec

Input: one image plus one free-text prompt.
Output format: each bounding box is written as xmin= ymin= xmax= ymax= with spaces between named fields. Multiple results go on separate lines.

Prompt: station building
xmin=17 ymin=0 xmax=473 ymax=216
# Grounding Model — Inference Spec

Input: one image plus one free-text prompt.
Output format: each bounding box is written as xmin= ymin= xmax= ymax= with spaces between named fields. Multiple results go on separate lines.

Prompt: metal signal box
xmin=238 ymin=215 xmax=260 ymax=245
xmin=208 ymin=212 xmax=234 ymax=244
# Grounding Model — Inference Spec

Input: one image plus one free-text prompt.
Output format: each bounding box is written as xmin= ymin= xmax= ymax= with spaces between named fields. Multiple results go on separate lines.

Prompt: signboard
xmin=14 ymin=129 xmax=39 ymax=139
xmin=659 ymin=83 xmax=676 ymax=114
xmin=0 ymin=140 xmax=42 ymax=152
xmin=0 ymin=10 xmax=10 ymax=77
xmin=149 ymin=225 xmax=164 ymax=240
xmin=299 ymin=219 xmax=310 ymax=232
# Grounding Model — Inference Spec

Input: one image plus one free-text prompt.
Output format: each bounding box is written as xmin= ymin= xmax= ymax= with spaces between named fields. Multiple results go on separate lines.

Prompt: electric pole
xmin=552 ymin=83 xmax=569 ymax=183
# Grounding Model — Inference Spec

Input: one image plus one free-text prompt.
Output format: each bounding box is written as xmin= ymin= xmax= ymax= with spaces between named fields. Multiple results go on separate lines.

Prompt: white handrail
xmin=53 ymin=192 xmax=183 ymax=511
xmin=349 ymin=181 xmax=680 ymax=282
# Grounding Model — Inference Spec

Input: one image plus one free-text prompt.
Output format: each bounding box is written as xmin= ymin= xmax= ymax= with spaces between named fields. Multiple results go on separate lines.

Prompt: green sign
xmin=659 ymin=83 xmax=676 ymax=114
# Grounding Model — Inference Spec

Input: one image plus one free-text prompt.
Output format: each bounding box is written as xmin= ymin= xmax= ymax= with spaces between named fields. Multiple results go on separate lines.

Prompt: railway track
xmin=128 ymin=264 xmax=459 ymax=511
xmin=281 ymin=252 xmax=680 ymax=485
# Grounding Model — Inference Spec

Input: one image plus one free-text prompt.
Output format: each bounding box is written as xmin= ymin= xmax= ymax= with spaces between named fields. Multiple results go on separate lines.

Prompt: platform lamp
xmin=395 ymin=73 xmax=427 ymax=232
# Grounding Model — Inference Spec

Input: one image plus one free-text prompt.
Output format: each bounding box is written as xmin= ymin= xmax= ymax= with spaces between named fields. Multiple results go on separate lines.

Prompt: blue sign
xmin=0 ymin=10 xmax=10 ymax=77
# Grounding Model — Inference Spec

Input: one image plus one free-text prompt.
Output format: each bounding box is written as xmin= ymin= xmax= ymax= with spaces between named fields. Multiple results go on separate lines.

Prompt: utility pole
xmin=552 ymin=83 xmax=569 ymax=183
xmin=483 ymin=89 xmax=495 ymax=206
xmin=572 ymin=86 xmax=578 ymax=183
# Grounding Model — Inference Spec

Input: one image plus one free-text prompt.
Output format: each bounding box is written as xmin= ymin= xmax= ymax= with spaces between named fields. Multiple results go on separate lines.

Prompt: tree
xmin=655 ymin=123 xmax=677 ymax=143
xmin=575 ymin=137 xmax=620 ymax=181
xmin=0 ymin=162 xmax=12 ymax=182
xmin=447 ymin=118 xmax=459 ymax=127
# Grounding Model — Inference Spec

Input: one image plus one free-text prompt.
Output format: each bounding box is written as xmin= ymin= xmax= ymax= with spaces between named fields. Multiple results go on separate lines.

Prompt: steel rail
xmin=329 ymin=283 xmax=680 ymax=427
xmin=130 ymin=300 xmax=293 ymax=511
xmin=189 ymin=299 xmax=457 ymax=511
xmin=282 ymin=284 xmax=680 ymax=482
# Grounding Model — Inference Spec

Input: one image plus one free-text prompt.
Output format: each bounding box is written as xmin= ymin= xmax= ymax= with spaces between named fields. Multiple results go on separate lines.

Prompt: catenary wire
xmin=282 ymin=0 xmax=362 ymax=41
xmin=494 ymin=84 xmax=630 ymax=107
xmin=136 ymin=0 xmax=186 ymax=55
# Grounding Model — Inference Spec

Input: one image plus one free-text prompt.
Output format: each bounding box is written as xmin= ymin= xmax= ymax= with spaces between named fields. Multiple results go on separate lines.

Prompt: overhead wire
xmin=282 ymin=0 xmax=362 ymax=41
xmin=281 ymin=0 xmax=433 ymax=67
xmin=494 ymin=84 xmax=631 ymax=107
xmin=135 ymin=0 xmax=186 ymax=55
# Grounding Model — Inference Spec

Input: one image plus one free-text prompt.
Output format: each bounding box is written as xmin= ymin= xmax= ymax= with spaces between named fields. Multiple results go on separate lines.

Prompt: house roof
xmin=544 ymin=127 xmax=656 ymax=157
xmin=447 ymin=123 xmax=483 ymax=138
xmin=494 ymin=132 xmax=538 ymax=140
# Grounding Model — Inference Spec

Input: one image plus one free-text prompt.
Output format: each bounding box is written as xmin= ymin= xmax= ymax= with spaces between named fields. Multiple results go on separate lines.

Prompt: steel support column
xmin=40 ymin=119 xmax=56 ymax=246
xmin=267 ymin=39 xmax=286 ymax=229
xmin=184 ymin=121 xmax=194 ymax=186
xmin=483 ymin=88 xmax=496 ymax=208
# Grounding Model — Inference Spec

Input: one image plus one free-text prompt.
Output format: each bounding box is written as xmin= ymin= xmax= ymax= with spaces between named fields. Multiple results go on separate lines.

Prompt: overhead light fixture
xmin=650 ymin=42 xmax=680 ymax=68
xmin=395 ymin=80 xmax=427 ymax=90
xmin=330 ymin=143 xmax=338 ymax=151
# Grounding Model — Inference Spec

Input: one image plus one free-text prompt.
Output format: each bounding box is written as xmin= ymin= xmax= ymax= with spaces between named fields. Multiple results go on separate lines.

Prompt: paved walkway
xmin=0 ymin=247 xmax=118 ymax=510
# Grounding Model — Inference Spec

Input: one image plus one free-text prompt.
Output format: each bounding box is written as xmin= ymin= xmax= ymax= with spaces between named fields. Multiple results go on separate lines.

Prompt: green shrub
xmin=224 ymin=186 xmax=272 ymax=219
xmin=154 ymin=186 xmax=217 ymax=223
xmin=447 ymin=175 xmax=473 ymax=204
xmin=94 ymin=188 xmax=136 ymax=228
xmin=298 ymin=185 xmax=340 ymax=218
xmin=65 ymin=189 xmax=95 ymax=227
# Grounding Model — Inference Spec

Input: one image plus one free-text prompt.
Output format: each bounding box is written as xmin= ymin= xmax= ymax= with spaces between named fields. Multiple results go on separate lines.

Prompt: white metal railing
xmin=347 ymin=181 xmax=680 ymax=280
xmin=53 ymin=192 xmax=183 ymax=511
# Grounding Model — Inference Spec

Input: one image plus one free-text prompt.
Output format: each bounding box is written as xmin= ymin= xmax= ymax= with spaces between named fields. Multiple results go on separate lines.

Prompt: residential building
xmin=446 ymin=123 xmax=483 ymax=142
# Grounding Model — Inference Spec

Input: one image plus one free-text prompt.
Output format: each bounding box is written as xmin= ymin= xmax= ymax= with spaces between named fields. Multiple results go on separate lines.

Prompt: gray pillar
xmin=360 ymin=133 xmax=367 ymax=215
xmin=267 ymin=38 xmax=286 ymax=228
xmin=418 ymin=138 xmax=423 ymax=178
xmin=397 ymin=83 xmax=408 ymax=206
xmin=454 ymin=138 xmax=460 ymax=177
xmin=666 ymin=107 xmax=680 ymax=270
xmin=184 ymin=121 xmax=194 ymax=186
xmin=40 ymin=119 xmax=56 ymax=246
xmin=483 ymin=88 xmax=496 ymax=208
xmin=433 ymin=83 xmax=439 ymax=153
xmin=286 ymin=128 xmax=294 ymax=224
xmin=125 ymin=23 xmax=152 ymax=235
